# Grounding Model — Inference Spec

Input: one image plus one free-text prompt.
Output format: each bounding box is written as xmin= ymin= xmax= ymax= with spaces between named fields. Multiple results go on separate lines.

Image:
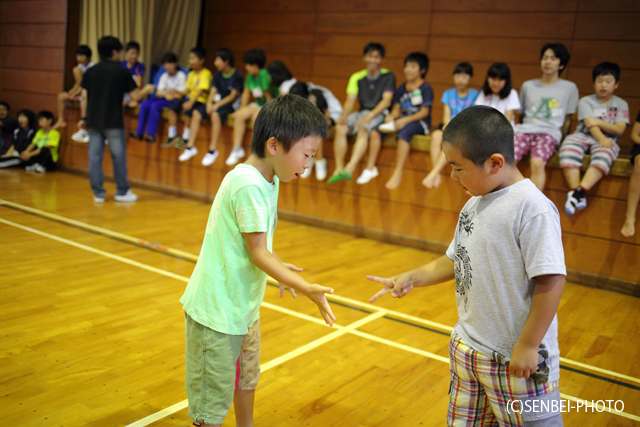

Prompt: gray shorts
xmin=346 ymin=110 xmax=385 ymax=136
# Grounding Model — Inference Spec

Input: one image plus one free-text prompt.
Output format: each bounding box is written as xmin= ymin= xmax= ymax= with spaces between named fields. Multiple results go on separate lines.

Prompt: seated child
xmin=327 ymin=42 xmax=395 ymax=185
xmin=513 ymin=43 xmax=579 ymax=191
xmin=370 ymin=105 xmax=566 ymax=426
xmin=267 ymin=60 xmax=297 ymax=95
xmin=422 ymin=62 xmax=478 ymax=189
xmin=622 ymin=111 xmax=640 ymax=237
xmin=121 ymin=41 xmax=145 ymax=108
xmin=289 ymin=81 xmax=345 ymax=180
xmin=377 ymin=52 xmax=433 ymax=190
xmin=165 ymin=47 xmax=213 ymax=149
xmin=0 ymin=109 xmax=36 ymax=168
xmin=54 ymin=45 xmax=94 ymax=131
xmin=130 ymin=52 xmax=186 ymax=143
xmin=560 ymin=62 xmax=629 ymax=216
xmin=180 ymin=48 xmax=243 ymax=166
xmin=21 ymin=111 xmax=60 ymax=173
xmin=474 ymin=62 xmax=520 ymax=124
xmin=0 ymin=101 xmax=19 ymax=154
xmin=180 ymin=94 xmax=336 ymax=427
xmin=226 ymin=48 xmax=274 ymax=166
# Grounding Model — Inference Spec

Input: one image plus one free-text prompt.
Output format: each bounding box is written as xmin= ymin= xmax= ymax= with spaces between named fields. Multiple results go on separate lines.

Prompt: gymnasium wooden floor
xmin=1 ymin=169 xmax=639 ymax=426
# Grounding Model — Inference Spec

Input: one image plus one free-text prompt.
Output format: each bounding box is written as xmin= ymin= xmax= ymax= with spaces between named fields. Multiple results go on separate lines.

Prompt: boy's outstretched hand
xmin=368 ymin=274 xmax=414 ymax=303
xmin=303 ymin=284 xmax=336 ymax=326
xmin=279 ymin=263 xmax=302 ymax=298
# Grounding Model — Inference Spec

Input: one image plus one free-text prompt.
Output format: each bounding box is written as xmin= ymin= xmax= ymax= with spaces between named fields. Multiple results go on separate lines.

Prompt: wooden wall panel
xmin=314 ymin=35 xmax=428 ymax=59
xmin=574 ymin=13 xmax=640 ymax=41
xmin=315 ymin=13 xmax=430 ymax=36
xmin=433 ymin=0 xmax=578 ymax=12
xmin=0 ymin=46 xmax=65 ymax=71
xmin=0 ymin=23 xmax=66 ymax=47
xmin=318 ymin=0 xmax=432 ymax=12
xmin=577 ymin=0 xmax=640 ymax=12
xmin=430 ymin=13 xmax=575 ymax=38
xmin=0 ymin=0 xmax=67 ymax=23
xmin=1 ymin=69 xmax=63 ymax=95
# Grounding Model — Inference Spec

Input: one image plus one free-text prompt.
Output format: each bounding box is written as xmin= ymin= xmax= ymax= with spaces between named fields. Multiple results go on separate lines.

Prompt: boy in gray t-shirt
xmin=514 ymin=43 xmax=579 ymax=191
xmin=370 ymin=106 xmax=566 ymax=426
xmin=559 ymin=62 xmax=630 ymax=215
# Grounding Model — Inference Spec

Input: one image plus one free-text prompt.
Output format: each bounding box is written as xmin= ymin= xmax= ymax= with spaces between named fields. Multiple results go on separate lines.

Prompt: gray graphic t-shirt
xmin=575 ymin=94 xmax=630 ymax=142
xmin=446 ymin=179 xmax=566 ymax=383
xmin=514 ymin=78 xmax=579 ymax=143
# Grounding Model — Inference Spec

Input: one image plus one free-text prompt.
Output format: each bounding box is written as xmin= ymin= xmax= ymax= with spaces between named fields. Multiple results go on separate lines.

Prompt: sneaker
xmin=71 ymin=129 xmax=89 ymax=143
xmin=315 ymin=158 xmax=327 ymax=181
xmin=175 ymin=138 xmax=188 ymax=148
xmin=179 ymin=146 xmax=198 ymax=162
xmin=301 ymin=158 xmax=314 ymax=179
xmin=564 ymin=190 xmax=587 ymax=215
xmin=225 ymin=147 xmax=246 ymax=166
xmin=162 ymin=135 xmax=179 ymax=148
xmin=25 ymin=164 xmax=38 ymax=171
xmin=93 ymin=195 xmax=105 ymax=203
xmin=33 ymin=163 xmax=46 ymax=173
xmin=129 ymin=132 xmax=143 ymax=140
xmin=356 ymin=167 xmax=379 ymax=184
xmin=145 ymin=135 xmax=156 ymax=143
xmin=105 ymin=139 xmax=109 ymax=146
xmin=202 ymin=150 xmax=219 ymax=166
xmin=378 ymin=121 xmax=396 ymax=133
xmin=114 ymin=190 xmax=138 ymax=202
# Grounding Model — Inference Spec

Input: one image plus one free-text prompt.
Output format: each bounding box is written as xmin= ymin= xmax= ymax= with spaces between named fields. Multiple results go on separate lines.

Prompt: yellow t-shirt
xmin=186 ymin=68 xmax=213 ymax=104
xmin=34 ymin=128 xmax=60 ymax=163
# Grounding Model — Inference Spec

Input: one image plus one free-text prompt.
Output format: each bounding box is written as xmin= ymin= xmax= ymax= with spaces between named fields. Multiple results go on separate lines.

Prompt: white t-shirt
xmin=78 ymin=61 xmax=95 ymax=74
xmin=308 ymin=82 xmax=344 ymax=121
xmin=446 ymin=179 xmax=566 ymax=383
xmin=474 ymin=88 xmax=520 ymax=125
xmin=157 ymin=70 xmax=187 ymax=92
xmin=279 ymin=78 xmax=297 ymax=95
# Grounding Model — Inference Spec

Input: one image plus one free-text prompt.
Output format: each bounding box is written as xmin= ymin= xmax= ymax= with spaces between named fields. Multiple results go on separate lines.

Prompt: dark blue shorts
xmin=396 ymin=120 xmax=429 ymax=143
xmin=170 ymin=100 xmax=207 ymax=118
xmin=631 ymin=144 xmax=640 ymax=166
xmin=212 ymin=105 xmax=235 ymax=125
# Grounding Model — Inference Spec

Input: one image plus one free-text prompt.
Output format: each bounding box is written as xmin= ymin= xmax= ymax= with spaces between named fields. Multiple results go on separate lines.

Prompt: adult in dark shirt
xmin=79 ymin=36 xmax=141 ymax=203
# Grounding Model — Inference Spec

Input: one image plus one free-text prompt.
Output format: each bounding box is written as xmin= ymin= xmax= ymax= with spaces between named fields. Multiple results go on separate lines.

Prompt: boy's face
xmin=443 ymin=142 xmax=495 ymax=197
xmin=363 ymin=50 xmax=383 ymax=73
xmin=594 ymin=74 xmax=618 ymax=99
xmin=404 ymin=61 xmax=423 ymax=82
xmin=76 ymin=54 xmax=89 ymax=65
xmin=125 ymin=48 xmax=139 ymax=64
xmin=188 ymin=52 xmax=204 ymax=70
xmin=453 ymin=73 xmax=471 ymax=90
xmin=0 ymin=105 xmax=7 ymax=119
xmin=245 ymin=63 xmax=260 ymax=76
xmin=38 ymin=117 xmax=52 ymax=129
xmin=540 ymin=48 xmax=562 ymax=76
xmin=272 ymin=135 xmax=322 ymax=182
xmin=214 ymin=57 xmax=229 ymax=72
xmin=164 ymin=62 xmax=178 ymax=75
xmin=18 ymin=114 xmax=29 ymax=128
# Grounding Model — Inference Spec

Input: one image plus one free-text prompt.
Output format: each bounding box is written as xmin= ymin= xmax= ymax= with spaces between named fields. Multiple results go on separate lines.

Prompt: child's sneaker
xmin=315 ymin=158 xmax=327 ymax=181
xmin=161 ymin=135 xmax=179 ymax=148
xmin=25 ymin=164 xmax=38 ymax=171
xmin=356 ymin=166 xmax=379 ymax=184
xmin=33 ymin=163 xmax=46 ymax=173
xmin=564 ymin=190 xmax=587 ymax=215
xmin=129 ymin=132 xmax=143 ymax=140
xmin=225 ymin=147 xmax=246 ymax=166
xmin=145 ymin=135 xmax=156 ymax=143
xmin=71 ymin=129 xmax=89 ymax=143
xmin=93 ymin=195 xmax=105 ymax=203
xmin=179 ymin=146 xmax=198 ymax=162
xmin=175 ymin=138 xmax=188 ymax=148
xmin=202 ymin=150 xmax=219 ymax=166
xmin=301 ymin=157 xmax=314 ymax=179
xmin=378 ymin=121 xmax=396 ymax=133
xmin=114 ymin=190 xmax=138 ymax=202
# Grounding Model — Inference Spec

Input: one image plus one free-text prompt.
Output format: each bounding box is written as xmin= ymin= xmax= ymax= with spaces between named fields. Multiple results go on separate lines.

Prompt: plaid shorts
xmin=448 ymin=332 xmax=563 ymax=426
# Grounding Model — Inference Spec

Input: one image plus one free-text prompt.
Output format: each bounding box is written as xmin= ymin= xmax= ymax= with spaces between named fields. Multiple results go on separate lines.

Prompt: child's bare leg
xmin=562 ymin=167 xmax=581 ymax=189
xmin=530 ymin=157 xmax=547 ymax=191
xmin=232 ymin=106 xmax=254 ymax=149
xmin=234 ymin=389 xmax=255 ymax=427
xmin=429 ymin=130 xmax=442 ymax=169
xmin=54 ymin=92 xmax=69 ymax=129
xmin=167 ymin=110 xmax=178 ymax=128
xmin=579 ymin=166 xmax=604 ymax=191
xmin=386 ymin=139 xmax=411 ymax=190
xmin=622 ymin=160 xmax=640 ymax=237
xmin=332 ymin=124 xmax=349 ymax=175
xmin=209 ymin=111 xmax=222 ymax=151
xmin=365 ymin=130 xmax=381 ymax=171
xmin=186 ymin=111 xmax=202 ymax=149
xmin=422 ymin=152 xmax=446 ymax=189
xmin=344 ymin=128 xmax=369 ymax=175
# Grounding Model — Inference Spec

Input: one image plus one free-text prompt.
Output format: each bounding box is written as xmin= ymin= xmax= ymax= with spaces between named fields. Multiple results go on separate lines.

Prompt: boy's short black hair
xmin=592 ymin=61 xmax=621 ymax=83
xmin=267 ymin=61 xmax=293 ymax=88
xmin=125 ymin=41 xmax=140 ymax=53
xmin=215 ymin=48 xmax=235 ymax=67
xmin=251 ymin=94 xmax=328 ymax=158
xmin=37 ymin=110 xmax=55 ymax=123
xmin=190 ymin=46 xmax=206 ymax=60
xmin=161 ymin=52 xmax=179 ymax=64
xmin=289 ymin=81 xmax=310 ymax=98
xmin=243 ymin=49 xmax=266 ymax=68
xmin=0 ymin=101 xmax=9 ymax=110
xmin=404 ymin=52 xmax=429 ymax=78
xmin=310 ymin=89 xmax=328 ymax=114
xmin=76 ymin=45 xmax=92 ymax=58
xmin=443 ymin=105 xmax=514 ymax=166
xmin=540 ymin=42 xmax=570 ymax=76
xmin=363 ymin=42 xmax=385 ymax=58
xmin=453 ymin=62 xmax=473 ymax=77
xmin=18 ymin=109 xmax=37 ymax=129
xmin=97 ymin=36 xmax=123 ymax=61
xmin=482 ymin=62 xmax=512 ymax=99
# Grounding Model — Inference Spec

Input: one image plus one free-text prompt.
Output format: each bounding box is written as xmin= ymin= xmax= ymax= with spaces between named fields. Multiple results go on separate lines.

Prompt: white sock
xmin=182 ymin=128 xmax=190 ymax=140
xmin=168 ymin=126 xmax=177 ymax=138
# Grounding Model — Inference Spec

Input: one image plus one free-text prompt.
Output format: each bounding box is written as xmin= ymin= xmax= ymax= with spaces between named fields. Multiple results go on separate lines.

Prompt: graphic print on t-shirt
xmin=454 ymin=210 xmax=475 ymax=311
xmin=530 ymin=98 xmax=562 ymax=124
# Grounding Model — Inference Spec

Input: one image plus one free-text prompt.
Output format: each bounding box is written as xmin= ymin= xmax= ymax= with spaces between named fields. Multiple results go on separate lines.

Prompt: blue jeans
xmin=87 ymin=128 xmax=130 ymax=198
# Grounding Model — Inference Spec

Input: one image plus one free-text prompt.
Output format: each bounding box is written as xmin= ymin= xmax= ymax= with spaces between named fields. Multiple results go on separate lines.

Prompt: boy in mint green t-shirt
xmin=180 ymin=94 xmax=335 ymax=427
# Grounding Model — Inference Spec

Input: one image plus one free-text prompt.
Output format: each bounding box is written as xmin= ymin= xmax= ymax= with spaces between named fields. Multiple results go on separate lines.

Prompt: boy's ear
xmin=266 ymin=137 xmax=279 ymax=156
xmin=488 ymin=153 xmax=505 ymax=174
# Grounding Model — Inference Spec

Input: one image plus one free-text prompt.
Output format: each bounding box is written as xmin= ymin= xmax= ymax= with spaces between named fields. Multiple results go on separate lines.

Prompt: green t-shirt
xmin=34 ymin=128 xmax=60 ymax=162
xmin=244 ymin=68 xmax=277 ymax=106
xmin=180 ymin=164 xmax=279 ymax=335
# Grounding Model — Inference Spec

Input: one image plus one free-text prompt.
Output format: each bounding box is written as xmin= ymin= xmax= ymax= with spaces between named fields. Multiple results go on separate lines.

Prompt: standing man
xmin=79 ymin=36 xmax=141 ymax=203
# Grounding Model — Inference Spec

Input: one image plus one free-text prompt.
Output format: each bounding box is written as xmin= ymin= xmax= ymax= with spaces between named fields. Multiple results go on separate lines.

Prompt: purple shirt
xmin=120 ymin=61 xmax=145 ymax=79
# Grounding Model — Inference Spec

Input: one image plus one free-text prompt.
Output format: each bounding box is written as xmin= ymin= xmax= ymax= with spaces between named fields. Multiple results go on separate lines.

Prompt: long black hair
xmin=481 ymin=62 xmax=512 ymax=99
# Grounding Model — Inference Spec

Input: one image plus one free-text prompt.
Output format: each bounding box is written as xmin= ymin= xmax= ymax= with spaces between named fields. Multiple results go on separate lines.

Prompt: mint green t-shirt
xmin=180 ymin=164 xmax=279 ymax=335
xmin=244 ymin=68 xmax=277 ymax=106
